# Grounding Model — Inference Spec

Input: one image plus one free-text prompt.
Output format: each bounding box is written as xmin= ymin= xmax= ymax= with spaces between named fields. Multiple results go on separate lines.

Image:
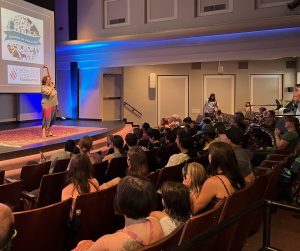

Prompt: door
xmin=203 ymin=75 xmax=235 ymax=114
xmin=102 ymin=74 xmax=123 ymax=121
xmin=250 ymin=74 xmax=282 ymax=112
xmin=157 ymin=75 xmax=189 ymax=125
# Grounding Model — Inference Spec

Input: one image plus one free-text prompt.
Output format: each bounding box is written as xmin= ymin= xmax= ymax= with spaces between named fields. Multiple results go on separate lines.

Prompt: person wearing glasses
xmin=0 ymin=203 xmax=16 ymax=250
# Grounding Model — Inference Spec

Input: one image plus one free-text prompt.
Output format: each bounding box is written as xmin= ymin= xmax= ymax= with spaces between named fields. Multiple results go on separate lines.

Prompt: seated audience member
xmin=84 ymin=176 xmax=163 ymax=250
xmin=220 ymin=127 xmax=255 ymax=183
xmin=103 ymin=135 xmax=126 ymax=163
xmin=79 ymin=136 xmax=101 ymax=164
xmin=215 ymin=109 xmax=224 ymax=122
xmin=124 ymin=133 xmax=139 ymax=151
xmin=259 ymin=110 xmax=275 ymax=128
xmin=192 ymin=142 xmax=245 ymax=214
xmin=133 ymin=127 xmax=144 ymax=147
xmin=106 ymin=134 xmax=114 ymax=155
xmin=244 ymin=101 xmax=252 ymax=112
xmin=200 ymin=124 xmax=218 ymax=151
xmin=182 ymin=117 xmax=193 ymax=128
xmin=49 ymin=139 xmax=78 ymax=173
xmin=62 ymin=153 xmax=100 ymax=213
xmin=182 ymin=162 xmax=207 ymax=210
xmin=255 ymin=106 xmax=267 ymax=123
xmin=127 ymin=147 xmax=148 ymax=177
xmin=141 ymin=122 xmax=150 ymax=141
xmin=166 ymin=130 xmax=197 ymax=167
xmin=230 ymin=112 xmax=248 ymax=133
xmin=0 ymin=203 xmax=15 ymax=251
xmin=274 ymin=116 xmax=300 ymax=152
xmin=159 ymin=117 xmax=169 ymax=131
xmin=147 ymin=128 xmax=162 ymax=150
xmin=151 ymin=182 xmax=191 ymax=236
xmin=156 ymin=130 xmax=180 ymax=167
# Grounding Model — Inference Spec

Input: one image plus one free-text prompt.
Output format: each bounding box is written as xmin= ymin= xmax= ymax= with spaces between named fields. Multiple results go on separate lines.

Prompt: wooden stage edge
xmin=0 ymin=120 xmax=133 ymax=177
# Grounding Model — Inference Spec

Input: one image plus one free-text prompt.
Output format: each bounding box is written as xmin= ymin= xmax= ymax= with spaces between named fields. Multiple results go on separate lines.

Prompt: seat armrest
xmin=5 ymin=177 xmax=18 ymax=183
xmin=22 ymin=191 xmax=37 ymax=210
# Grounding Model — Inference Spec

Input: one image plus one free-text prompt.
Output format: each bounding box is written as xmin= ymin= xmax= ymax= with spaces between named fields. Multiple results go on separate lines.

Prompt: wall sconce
xmin=149 ymin=73 xmax=157 ymax=88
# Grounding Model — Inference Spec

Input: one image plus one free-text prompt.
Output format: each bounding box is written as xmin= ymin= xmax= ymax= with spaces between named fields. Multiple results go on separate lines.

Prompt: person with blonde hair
xmin=182 ymin=162 xmax=207 ymax=209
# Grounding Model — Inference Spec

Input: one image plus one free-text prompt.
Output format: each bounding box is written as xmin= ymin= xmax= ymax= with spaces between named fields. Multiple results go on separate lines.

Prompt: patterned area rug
xmin=0 ymin=125 xmax=105 ymax=147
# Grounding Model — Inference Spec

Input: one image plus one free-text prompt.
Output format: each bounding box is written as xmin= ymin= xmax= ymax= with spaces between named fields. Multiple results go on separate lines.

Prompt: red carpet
xmin=0 ymin=125 xmax=105 ymax=147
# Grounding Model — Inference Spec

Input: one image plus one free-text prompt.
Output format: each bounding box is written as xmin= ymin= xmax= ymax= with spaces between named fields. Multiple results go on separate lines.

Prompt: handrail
xmin=123 ymin=101 xmax=142 ymax=117
xmin=174 ymin=199 xmax=300 ymax=251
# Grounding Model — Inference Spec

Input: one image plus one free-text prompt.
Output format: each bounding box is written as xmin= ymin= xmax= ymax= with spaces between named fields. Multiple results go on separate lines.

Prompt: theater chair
xmin=93 ymin=160 xmax=108 ymax=184
xmin=52 ymin=158 xmax=70 ymax=173
xmin=179 ymin=199 xmax=225 ymax=250
xmin=15 ymin=161 xmax=51 ymax=191
xmin=0 ymin=180 xmax=23 ymax=211
xmin=147 ymin=169 xmax=160 ymax=187
xmin=22 ymin=170 xmax=68 ymax=209
xmin=104 ymin=157 xmax=128 ymax=182
xmin=66 ymin=184 xmax=124 ymax=250
xmin=12 ymin=198 xmax=72 ymax=251
xmin=0 ymin=169 xmax=4 ymax=184
xmin=155 ymin=162 xmax=185 ymax=190
xmin=139 ymin=223 xmax=185 ymax=251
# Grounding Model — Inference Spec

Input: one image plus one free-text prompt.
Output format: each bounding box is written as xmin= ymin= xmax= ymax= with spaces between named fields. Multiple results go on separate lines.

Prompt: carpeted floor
xmin=0 ymin=125 xmax=105 ymax=147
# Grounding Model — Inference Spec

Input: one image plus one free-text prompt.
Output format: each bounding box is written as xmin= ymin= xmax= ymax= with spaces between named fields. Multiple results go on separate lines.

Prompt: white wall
xmin=123 ymin=59 xmax=297 ymax=126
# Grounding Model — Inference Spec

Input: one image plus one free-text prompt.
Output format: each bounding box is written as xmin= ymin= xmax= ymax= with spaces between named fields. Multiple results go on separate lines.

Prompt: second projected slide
xmin=1 ymin=8 xmax=44 ymax=64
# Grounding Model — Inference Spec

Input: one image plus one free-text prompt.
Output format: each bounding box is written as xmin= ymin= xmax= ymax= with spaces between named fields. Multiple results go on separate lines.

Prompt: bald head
xmin=0 ymin=203 xmax=14 ymax=249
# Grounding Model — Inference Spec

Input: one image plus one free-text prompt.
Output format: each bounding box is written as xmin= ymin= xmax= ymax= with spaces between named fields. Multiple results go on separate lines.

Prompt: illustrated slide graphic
xmin=1 ymin=8 xmax=44 ymax=64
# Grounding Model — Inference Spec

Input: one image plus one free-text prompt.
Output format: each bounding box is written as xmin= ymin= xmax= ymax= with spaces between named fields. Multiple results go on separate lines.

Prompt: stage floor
xmin=0 ymin=119 xmax=125 ymax=160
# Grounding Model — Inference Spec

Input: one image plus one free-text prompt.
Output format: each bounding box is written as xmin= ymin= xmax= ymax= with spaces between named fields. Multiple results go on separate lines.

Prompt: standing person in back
xmin=204 ymin=93 xmax=219 ymax=115
xmin=41 ymin=65 xmax=58 ymax=138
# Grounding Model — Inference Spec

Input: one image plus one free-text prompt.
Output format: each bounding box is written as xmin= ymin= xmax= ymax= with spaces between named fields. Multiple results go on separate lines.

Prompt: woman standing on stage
xmin=41 ymin=65 xmax=58 ymax=138
xmin=203 ymin=93 xmax=219 ymax=114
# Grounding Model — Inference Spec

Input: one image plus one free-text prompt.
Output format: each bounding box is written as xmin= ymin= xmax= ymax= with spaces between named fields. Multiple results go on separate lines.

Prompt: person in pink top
xmin=62 ymin=153 xmax=99 ymax=214
xmin=75 ymin=176 xmax=163 ymax=251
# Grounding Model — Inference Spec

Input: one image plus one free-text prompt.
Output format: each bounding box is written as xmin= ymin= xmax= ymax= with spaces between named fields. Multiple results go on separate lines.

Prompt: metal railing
xmin=174 ymin=200 xmax=300 ymax=251
xmin=123 ymin=101 xmax=142 ymax=118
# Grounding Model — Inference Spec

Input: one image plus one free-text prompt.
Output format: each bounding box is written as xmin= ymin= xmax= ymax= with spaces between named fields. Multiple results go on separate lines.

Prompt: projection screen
xmin=0 ymin=0 xmax=54 ymax=93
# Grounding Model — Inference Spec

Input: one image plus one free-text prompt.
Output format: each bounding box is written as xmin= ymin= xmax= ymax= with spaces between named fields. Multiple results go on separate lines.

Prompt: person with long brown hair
xmin=192 ymin=142 xmax=245 ymax=214
xmin=62 ymin=153 xmax=99 ymax=212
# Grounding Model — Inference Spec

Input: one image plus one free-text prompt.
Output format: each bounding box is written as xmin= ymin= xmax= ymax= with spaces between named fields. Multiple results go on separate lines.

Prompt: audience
xmin=49 ymin=139 xmax=78 ymax=173
xmin=85 ymin=176 xmax=163 ymax=250
xmin=0 ymin=203 xmax=15 ymax=251
xmin=192 ymin=142 xmax=245 ymax=214
xmin=146 ymin=128 xmax=162 ymax=150
xmin=182 ymin=162 xmax=207 ymax=210
xmin=274 ymin=116 xmax=300 ymax=152
xmin=220 ymin=127 xmax=255 ymax=183
xmin=127 ymin=147 xmax=148 ymax=177
xmin=106 ymin=134 xmax=114 ymax=155
xmin=166 ymin=129 xmax=196 ymax=167
xmin=78 ymin=136 xmax=101 ymax=164
xmin=151 ymin=181 xmax=191 ymax=236
xmin=102 ymin=135 xmax=126 ymax=163
xmin=62 ymin=153 xmax=100 ymax=214
xmin=124 ymin=133 xmax=139 ymax=151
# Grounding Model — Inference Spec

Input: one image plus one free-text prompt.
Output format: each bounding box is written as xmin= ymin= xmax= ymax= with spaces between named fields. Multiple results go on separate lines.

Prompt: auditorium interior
xmin=0 ymin=0 xmax=300 ymax=250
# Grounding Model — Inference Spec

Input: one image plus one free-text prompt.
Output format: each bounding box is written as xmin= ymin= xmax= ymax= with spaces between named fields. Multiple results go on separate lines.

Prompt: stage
xmin=0 ymin=120 xmax=130 ymax=174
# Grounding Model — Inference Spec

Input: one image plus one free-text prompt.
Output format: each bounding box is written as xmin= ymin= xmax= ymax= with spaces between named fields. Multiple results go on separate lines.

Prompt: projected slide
xmin=1 ymin=8 xmax=44 ymax=64
xmin=0 ymin=0 xmax=54 ymax=93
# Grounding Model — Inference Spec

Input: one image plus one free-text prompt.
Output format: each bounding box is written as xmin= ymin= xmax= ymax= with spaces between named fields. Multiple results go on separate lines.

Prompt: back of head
xmin=127 ymin=147 xmax=148 ymax=177
xmin=177 ymin=129 xmax=193 ymax=151
xmin=161 ymin=181 xmax=191 ymax=223
xmin=79 ymin=136 xmax=93 ymax=153
xmin=142 ymin=122 xmax=150 ymax=131
xmin=147 ymin=128 xmax=161 ymax=141
xmin=182 ymin=162 xmax=206 ymax=194
xmin=68 ymin=153 xmax=93 ymax=193
xmin=65 ymin=140 xmax=76 ymax=152
xmin=165 ymin=130 xmax=177 ymax=143
xmin=0 ymin=203 xmax=14 ymax=250
xmin=115 ymin=176 xmax=157 ymax=219
xmin=208 ymin=142 xmax=245 ymax=190
xmin=113 ymin=135 xmax=124 ymax=151
xmin=125 ymin=133 xmax=138 ymax=147
xmin=133 ymin=128 xmax=143 ymax=140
